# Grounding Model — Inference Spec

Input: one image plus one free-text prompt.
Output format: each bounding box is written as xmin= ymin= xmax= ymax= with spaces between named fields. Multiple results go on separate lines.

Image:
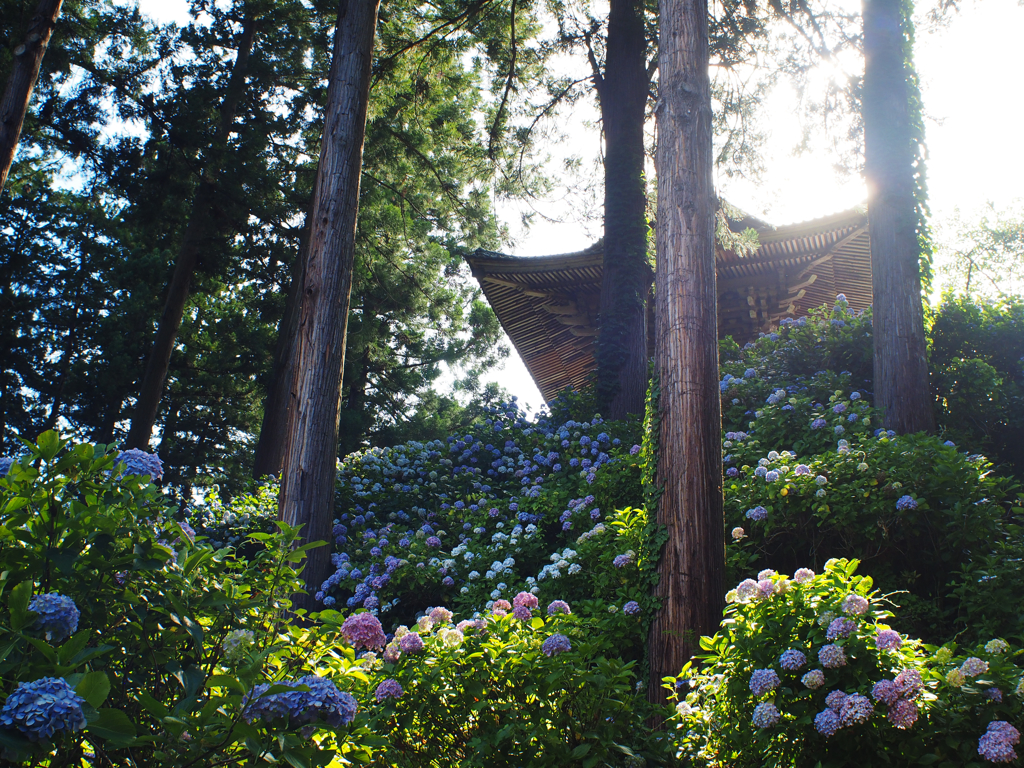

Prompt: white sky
xmin=137 ymin=0 xmax=1024 ymax=415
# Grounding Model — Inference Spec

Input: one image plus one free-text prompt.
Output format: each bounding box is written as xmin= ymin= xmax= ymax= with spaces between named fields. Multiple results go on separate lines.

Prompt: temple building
xmin=466 ymin=207 xmax=871 ymax=402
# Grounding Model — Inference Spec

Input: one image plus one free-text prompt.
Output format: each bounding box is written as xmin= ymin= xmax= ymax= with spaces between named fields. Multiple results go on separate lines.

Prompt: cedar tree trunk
xmin=596 ymin=0 xmax=651 ymax=419
xmin=278 ymin=0 xmax=380 ymax=608
xmin=253 ymin=216 xmax=312 ymax=479
xmin=648 ymin=0 xmax=724 ymax=711
xmin=125 ymin=14 xmax=258 ymax=449
xmin=863 ymin=0 xmax=934 ymax=434
xmin=0 ymin=0 xmax=64 ymax=193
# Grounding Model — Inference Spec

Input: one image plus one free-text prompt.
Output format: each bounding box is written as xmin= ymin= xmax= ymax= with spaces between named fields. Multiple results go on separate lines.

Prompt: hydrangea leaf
xmin=7 ymin=581 xmax=32 ymax=631
xmin=86 ymin=708 xmax=136 ymax=746
xmin=75 ymin=671 xmax=111 ymax=708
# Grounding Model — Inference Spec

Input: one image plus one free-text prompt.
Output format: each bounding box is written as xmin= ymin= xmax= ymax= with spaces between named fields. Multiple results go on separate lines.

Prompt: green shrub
xmin=0 ymin=432 xmax=375 ymax=765
xmin=671 ymin=558 xmax=1024 ymax=768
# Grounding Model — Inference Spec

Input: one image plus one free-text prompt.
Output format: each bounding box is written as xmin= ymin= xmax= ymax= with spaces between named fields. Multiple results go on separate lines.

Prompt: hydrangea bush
xmin=0 ymin=432 xmax=674 ymax=766
xmin=671 ymin=559 xmax=1024 ymax=767
xmin=0 ymin=432 xmax=376 ymax=765
xmin=313 ymin=396 xmax=653 ymax=633
xmin=359 ymin=596 xmax=670 ymax=766
xmin=671 ymin=559 xmax=935 ymax=767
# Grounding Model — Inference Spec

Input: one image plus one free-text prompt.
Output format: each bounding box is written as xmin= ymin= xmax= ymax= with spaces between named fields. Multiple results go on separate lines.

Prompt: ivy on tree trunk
xmin=648 ymin=0 xmax=724 ymax=711
xmin=278 ymin=0 xmax=381 ymax=608
xmin=863 ymin=0 xmax=935 ymax=435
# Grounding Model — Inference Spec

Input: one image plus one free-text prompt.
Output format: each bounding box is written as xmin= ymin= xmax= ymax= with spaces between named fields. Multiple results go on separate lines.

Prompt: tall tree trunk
xmin=863 ymin=0 xmax=934 ymax=435
xmin=648 ymin=0 xmax=723 ymax=712
xmin=253 ymin=221 xmax=312 ymax=479
xmin=125 ymin=14 xmax=259 ymax=449
xmin=595 ymin=0 xmax=651 ymax=419
xmin=278 ymin=0 xmax=380 ymax=609
xmin=0 ymin=0 xmax=63 ymax=194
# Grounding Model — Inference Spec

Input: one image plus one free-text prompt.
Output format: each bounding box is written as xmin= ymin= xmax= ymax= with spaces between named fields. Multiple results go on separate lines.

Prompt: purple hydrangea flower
xmin=895 ymin=669 xmax=923 ymax=698
xmin=623 ymin=601 xmax=641 ymax=616
xmin=0 ymin=677 xmax=87 ymax=742
xmin=842 ymin=594 xmax=869 ymax=615
xmin=819 ymin=644 xmax=846 ymax=669
xmin=736 ymin=579 xmax=759 ymax=601
xmin=765 ymin=470 xmax=780 ymax=482
xmin=28 ymin=593 xmax=79 ymax=642
xmin=875 ymin=629 xmax=902 ymax=651
xmin=429 ymin=607 xmax=453 ymax=625
xmin=798 ymin=671 xmax=823 ymax=692
xmin=547 ymin=600 xmax=571 ymax=616
xmin=794 ymin=568 xmax=815 ymax=584
xmin=814 ymin=708 xmax=841 ymax=737
xmin=872 ymin=679 xmax=899 ymax=705
xmin=541 ymin=633 xmax=572 ymax=657
xmin=780 ymin=650 xmax=807 ymax=671
xmin=513 ymin=592 xmax=539 ymax=610
xmin=811 ymin=418 xmax=827 ymax=429
xmin=826 ymin=617 xmax=856 ymax=640
xmin=888 ymin=698 xmax=919 ymax=729
xmin=426 ymin=536 xmax=442 ymax=548
xmin=962 ymin=657 xmax=990 ymax=677
xmin=341 ymin=612 xmax=386 ymax=651
xmin=749 ymin=669 xmax=781 ymax=697
xmin=979 ymin=721 xmax=1020 ymax=763
xmin=613 ymin=553 xmax=634 ymax=568
xmin=629 ymin=445 xmax=641 ymax=456
xmin=398 ymin=633 xmax=425 ymax=653
xmin=375 ymin=679 xmax=404 ymax=702
xmin=987 ymin=687 xmax=1004 ymax=703
xmin=512 ymin=606 xmax=532 ymax=620
xmin=825 ymin=690 xmax=848 ymax=712
xmin=839 ymin=693 xmax=872 ymax=726
xmin=752 ymin=702 xmax=780 ymax=728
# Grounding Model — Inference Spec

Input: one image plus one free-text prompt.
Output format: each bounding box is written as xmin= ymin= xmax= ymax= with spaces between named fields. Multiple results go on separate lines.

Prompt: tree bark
xmin=863 ymin=0 xmax=934 ymax=435
xmin=0 ymin=0 xmax=63 ymax=194
xmin=648 ymin=0 xmax=724 ymax=712
xmin=278 ymin=0 xmax=380 ymax=609
xmin=595 ymin=0 xmax=651 ymax=420
xmin=125 ymin=14 xmax=259 ymax=449
xmin=253 ymin=220 xmax=312 ymax=479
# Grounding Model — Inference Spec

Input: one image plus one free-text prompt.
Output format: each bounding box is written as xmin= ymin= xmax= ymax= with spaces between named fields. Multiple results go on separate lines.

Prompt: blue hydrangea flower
xmin=29 ymin=594 xmax=79 ymax=642
xmin=752 ymin=702 xmax=780 ymax=728
xmin=0 ymin=456 xmax=15 ymax=476
xmin=243 ymin=675 xmax=357 ymax=729
xmin=745 ymin=506 xmax=768 ymax=522
xmin=0 ymin=677 xmax=87 ymax=742
xmin=749 ymin=668 xmax=781 ymax=696
xmin=115 ymin=448 xmax=164 ymax=480
xmin=623 ymin=601 xmax=641 ymax=616
xmin=896 ymin=495 xmax=917 ymax=511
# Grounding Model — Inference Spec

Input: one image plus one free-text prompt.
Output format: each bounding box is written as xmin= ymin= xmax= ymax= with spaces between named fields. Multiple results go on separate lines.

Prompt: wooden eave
xmin=467 ymin=207 xmax=872 ymax=402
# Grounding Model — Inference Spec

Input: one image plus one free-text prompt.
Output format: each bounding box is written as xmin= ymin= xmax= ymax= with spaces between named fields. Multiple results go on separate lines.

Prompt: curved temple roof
xmin=466 ymin=207 xmax=871 ymax=402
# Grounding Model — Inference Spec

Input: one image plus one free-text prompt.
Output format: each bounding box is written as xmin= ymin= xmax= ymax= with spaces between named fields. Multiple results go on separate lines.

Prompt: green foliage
xmin=674 ymin=560 xmax=935 ymax=767
xmin=929 ymin=295 xmax=1024 ymax=479
xmin=366 ymin=607 xmax=670 ymax=767
xmin=0 ymin=432 xmax=375 ymax=765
